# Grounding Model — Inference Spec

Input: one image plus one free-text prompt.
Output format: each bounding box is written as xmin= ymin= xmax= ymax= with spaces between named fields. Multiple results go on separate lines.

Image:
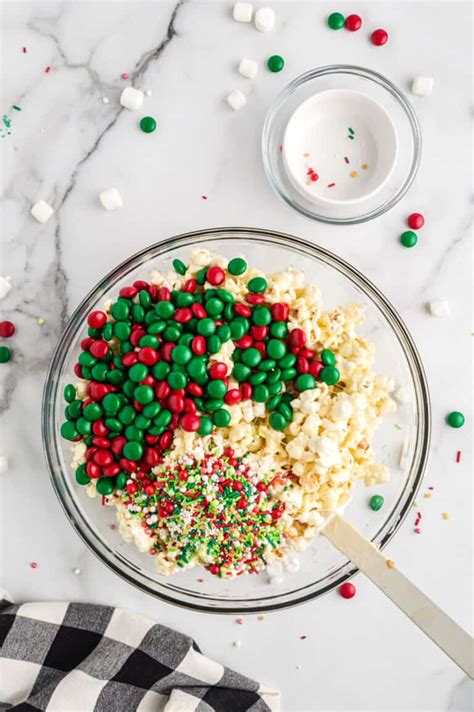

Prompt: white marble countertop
xmin=1 ymin=2 xmax=472 ymax=710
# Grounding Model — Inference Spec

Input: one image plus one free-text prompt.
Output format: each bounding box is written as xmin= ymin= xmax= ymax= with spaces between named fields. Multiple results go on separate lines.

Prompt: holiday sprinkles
xmin=63 ymin=248 xmax=396 ymax=578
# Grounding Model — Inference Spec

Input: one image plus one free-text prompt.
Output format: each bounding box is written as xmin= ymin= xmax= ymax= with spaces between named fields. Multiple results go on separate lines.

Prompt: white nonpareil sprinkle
xmin=393 ymin=386 xmax=410 ymax=405
xmin=227 ymin=89 xmax=247 ymax=111
xmin=99 ymin=188 xmax=123 ymax=211
xmin=232 ymin=640 xmax=242 ymax=647
xmin=254 ymin=7 xmax=275 ymax=32
xmin=73 ymin=567 xmax=81 ymax=575
xmin=101 ymin=97 xmax=109 ymax=104
xmin=239 ymin=58 xmax=258 ymax=80
xmin=0 ymin=455 xmax=8 ymax=475
xmin=233 ymin=2 xmax=253 ymax=22
xmin=411 ymin=76 xmax=434 ymax=96
xmin=31 ymin=200 xmax=54 ymax=224
xmin=120 ymin=86 xmax=144 ymax=110
xmin=145 ymin=89 xmax=152 ymax=96
xmin=0 ymin=276 xmax=12 ymax=300
xmin=427 ymin=299 xmax=450 ymax=317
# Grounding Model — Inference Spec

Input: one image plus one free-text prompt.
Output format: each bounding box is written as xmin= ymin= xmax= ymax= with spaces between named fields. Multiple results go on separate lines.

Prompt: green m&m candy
xmin=400 ymin=231 xmax=417 ymax=248
xmin=228 ymin=257 xmax=247 ymax=276
xmin=321 ymin=349 xmax=336 ymax=367
xmin=320 ymin=366 xmax=340 ymax=385
xmin=267 ymin=55 xmax=285 ymax=73
xmin=446 ymin=411 xmax=465 ymax=428
xmin=328 ymin=11 xmax=345 ymax=29
xmin=212 ymin=408 xmax=231 ymax=427
xmin=247 ymin=276 xmax=267 ymax=293
xmin=369 ymin=494 xmax=384 ymax=511
xmin=140 ymin=116 xmax=157 ymax=133
xmin=96 ymin=477 xmax=115 ymax=496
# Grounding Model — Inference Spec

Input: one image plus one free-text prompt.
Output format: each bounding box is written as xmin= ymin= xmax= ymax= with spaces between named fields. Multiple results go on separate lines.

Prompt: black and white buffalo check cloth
xmin=0 ymin=599 xmax=279 ymax=711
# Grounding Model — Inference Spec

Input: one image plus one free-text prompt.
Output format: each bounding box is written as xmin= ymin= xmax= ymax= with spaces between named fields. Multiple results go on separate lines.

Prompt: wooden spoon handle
xmin=323 ymin=514 xmax=473 ymax=678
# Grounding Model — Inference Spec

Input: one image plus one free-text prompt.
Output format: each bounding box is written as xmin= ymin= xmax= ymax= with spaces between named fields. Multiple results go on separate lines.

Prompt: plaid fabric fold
xmin=0 ymin=599 xmax=280 ymax=712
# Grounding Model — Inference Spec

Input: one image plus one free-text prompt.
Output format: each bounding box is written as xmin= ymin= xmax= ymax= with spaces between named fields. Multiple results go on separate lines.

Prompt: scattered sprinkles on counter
xmin=0 ymin=455 xmax=9 ymax=475
xmin=30 ymin=562 xmax=39 ymax=569
xmin=44 ymin=66 xmax=51 ymax=73
xmin=121 ymin=72 xmax=129 ymax=79
xmin=339 ymin=582 xmax=356 ymax=599
xmin=73 ymin=567 xmax=81 ymax=575
xmin=386 ymin=559 xmax=395 ymax=569
xmin=22 ymin=46 xmax=27 ymax=53
xmin=442 ymin=512 xmax=450 ymax=521
xmin=236 ymin=617 xmax=244 ymax=625
xmin=38 ymin=318 xmax=46 ymax=326
xmin=456 ymin=451 xmax=462 ymax=463
xmin=347 ymin=127 xmax=355 ymax=140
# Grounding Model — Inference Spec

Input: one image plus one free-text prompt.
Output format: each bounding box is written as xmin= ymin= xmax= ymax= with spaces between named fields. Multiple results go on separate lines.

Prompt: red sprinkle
xmin=300 ymin=635 xmax=307 ymax=640
xmin=121 ymin=72 xmax=129 ymax=79
xmin=201 ymin=195 xmax=208 ymax=200
xmin=22 ymin=47 xmax=27 ymax=53
xmin=30 ymin=562 xmax=38 ymax=569
xmin=456 ymin=450 xmax=461 ymax=463
xmin=45 ymin=66 xmax=51 ymax=73
xmin=415 ymin=527 xmax=422 ymax=534
xmin=327 ymin=182 xmax=336 ymax=188
xmin=344 ymin=156 xmax=350 ymax=164
xmin=339 ymin=582 xmax=356 ymax=599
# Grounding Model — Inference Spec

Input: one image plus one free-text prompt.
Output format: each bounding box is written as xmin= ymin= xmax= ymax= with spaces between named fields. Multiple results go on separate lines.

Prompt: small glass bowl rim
xmin=261 ymin=64 xmax=422 ymax=225
xmin=42 ymin=227 xmax=431 ymax=613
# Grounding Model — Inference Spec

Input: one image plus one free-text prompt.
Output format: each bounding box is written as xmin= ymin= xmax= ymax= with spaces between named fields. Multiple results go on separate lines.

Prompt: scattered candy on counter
xmin=267 ymin=55 xmax=285 ymax=73
xmin=44 ymin=66 xmax=51 ymax=73
xmin=327 ymin=12 xmax=345 ymax=30
xmin=299 ymin=635 xmax=307 ymax=640
xmin=201 ymin=195 xmax=208 ymax=200
xmin=31 ymin=200 xmax=54 ymax=224
xmin=407 ymin=212 xmax=425 ymax=230
xmin=0 ymin=276 xmax=12 ymax=300
xmin=400 ymin=230 xmax=417 ymax=248
xmin=101 ymin=97 xmax=109 ymax=104
xmin=38 ymin=318 xmax=46 ymax=326
xmin=120 ymin=86 xmax=144 ymax=111
xmin=386 ymin=559 xmax=395 ymax=569
xmin=369 ymin=494 xmax=384 ymax=511
xmin=73 ymin=567 xmax=81 ymax=575
xmin=227 ymin=89 xmax=247 ymax=111
xmin=0 ymin=346 xmax=11 ymax=363
xmin=139 ymin=116 xmax=157 ymax=133
xmin=412 ymin=76 xmax=434 ymax=97
xmin=0 ymin=455 xmax=8 ymax=475
xmin=339 ymin=582 xmax=356 ymax=599
xmin=233 ymin=2 xmax=253 ymax=23
xmin=236 ymin=617 xmax=244 ymax=625
xmin=0 ymin=321 xmax=15 ymax=337
xmin=145 ymin=89 xmax=152 ymax=96
xmin=442 ymin=512 xmax=450 ymax=520
xmin=99 ymin=188 xmax=123 ymax=211
xmin=257 ymin=615 xmax=265 ymax=621
xmin=233 ymin=640 xmax=242 ymax=647
xmin=22 ymin=46 xmax=27 ymax=53
xmin=446 ymin=411 xmax=465 ymax=428
xmin=456 ymin=450 xmax=462 ymax=463
xmin=371 ymin=28 xmax=388 ymax=46
xmin=254 ymin=6 xmax=275 ymax=32
xmin=427 ymin=299 xmax=450 ymax=318
xmin=345 ymin=13 xmax=362 ymax=31
xmin=239 ymin=58 xmax=258 ymax=79
xmin=121 ymin=72 xmax=129 ymax=79
xmin=30 ymin=562 xmax=39 ymax=569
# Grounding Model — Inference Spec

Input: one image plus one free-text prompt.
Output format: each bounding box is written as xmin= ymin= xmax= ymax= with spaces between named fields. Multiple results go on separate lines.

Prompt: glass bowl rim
xmin=42 ymin=227 xmax=431 ymax=613
xmin=261 ymin=64 xmax=422 ymax=225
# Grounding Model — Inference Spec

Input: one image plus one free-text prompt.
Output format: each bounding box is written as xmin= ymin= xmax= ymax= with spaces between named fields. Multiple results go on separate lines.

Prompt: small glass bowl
xmin=262 ymin=65 xmax=422 ymax=225
xmin=42 ymin=228 xmax=431 ymax=613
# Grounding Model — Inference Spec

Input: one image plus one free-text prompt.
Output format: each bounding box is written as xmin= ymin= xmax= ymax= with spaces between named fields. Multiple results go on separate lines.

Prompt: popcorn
xmin=427 ymin=299 xmax=450 ymax=317
xmin=0 ymin=276 xmax=12 ymax=300
xmin=31 ymin=200 xmax=54 ymax=224
xmin=99 ymin=188 xmax=123 ymax=211
xmin=411 ymin=76 xmax=434 ymax=97
xmin=120 ymin=86 xmax=144 ymax=110
xmin=239 ymin=58 xmax=258 ymax=79
xmin=227 ymin=89 xmax=247 ymax=111
xmin=254 ymin=7 xmax=275 ymax=32
xmin=233 ymin=2 xmax=253 ymax=22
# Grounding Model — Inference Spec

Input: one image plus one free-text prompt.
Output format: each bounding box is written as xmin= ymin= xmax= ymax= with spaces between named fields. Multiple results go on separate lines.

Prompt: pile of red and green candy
xmin=61 ymin=256 xmax=340 ymax=496
xmin=120 ymin=450 xmax=287 ymax=576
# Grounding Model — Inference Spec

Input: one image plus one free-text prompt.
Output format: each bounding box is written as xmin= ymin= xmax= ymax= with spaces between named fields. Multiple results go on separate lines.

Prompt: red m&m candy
xmin=371 ymin=28 xmax=388 ymax=46
xmin=345 ymin=14 xmax=362 ymax=31
xmin=407 ymin=212 xmax=424 ymax=230
xmin=339 ymin=582 xmax=356 ymax=599
xmin=0 ymin=321 xmax=15 ymax=337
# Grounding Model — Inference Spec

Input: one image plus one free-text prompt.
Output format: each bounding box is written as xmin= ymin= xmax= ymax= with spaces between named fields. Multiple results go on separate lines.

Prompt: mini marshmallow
xmin=31 ymin=200 xmax=54 ymax=224
xmin=393 ymin=386 xmax=410 ymax=405
xmin=233 ymin=2 xmax=253 ymax=22
xmin=0 ymin=276 xmax=12 ymax=300
xmin=99 ymin=188 xmax=123 ymax=211
xmin=227 ymin=89 xmax=247 ymax=111
xmin=0 ymin=455 xmax=8 ymax=475
xmin=239 ymin=58 xmax=258 ymax=80
xmin=254 ymin=6 xmax=275 ymax=32
xmin=411 ymin=76 xmax=434 ymax=97
xmin=427 ymin=299 xmax=450 ymax=317
xmin=120 ymin=86 xmax=144 ymax=110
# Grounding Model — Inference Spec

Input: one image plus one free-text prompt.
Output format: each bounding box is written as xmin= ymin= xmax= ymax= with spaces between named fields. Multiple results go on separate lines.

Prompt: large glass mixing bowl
xmin=42 ymin=228 xmax=431 ymax=613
